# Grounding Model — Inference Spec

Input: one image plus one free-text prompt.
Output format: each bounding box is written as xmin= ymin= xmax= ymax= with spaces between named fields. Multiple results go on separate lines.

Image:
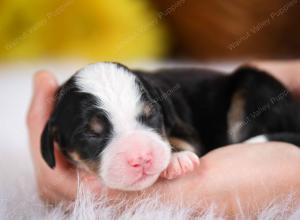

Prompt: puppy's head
xmin=41 ymin=63 xmax=171 ymax=191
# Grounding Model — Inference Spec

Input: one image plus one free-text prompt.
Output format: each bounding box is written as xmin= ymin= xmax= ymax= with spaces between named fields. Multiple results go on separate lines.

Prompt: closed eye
xmin=85 ymin=132 xmax=102 ymax=138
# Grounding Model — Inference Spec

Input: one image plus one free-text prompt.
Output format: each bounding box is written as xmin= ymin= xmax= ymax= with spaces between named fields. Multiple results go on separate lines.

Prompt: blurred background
xmin=1 ymin=0 xmax=300 ymax=63
xmin=0 ymin=0 xmax=300 ymax=154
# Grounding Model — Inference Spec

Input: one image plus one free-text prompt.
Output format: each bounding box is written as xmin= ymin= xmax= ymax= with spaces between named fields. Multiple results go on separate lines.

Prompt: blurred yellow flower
xmin=0 ymin=0 xmax=169 ymax=61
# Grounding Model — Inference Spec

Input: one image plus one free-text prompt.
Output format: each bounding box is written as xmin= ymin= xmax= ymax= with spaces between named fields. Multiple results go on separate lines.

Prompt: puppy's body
xmin=134 ymin=67 xmax=300 ymax=153
xmin=41 ymin=63 xmax=300 ymax=191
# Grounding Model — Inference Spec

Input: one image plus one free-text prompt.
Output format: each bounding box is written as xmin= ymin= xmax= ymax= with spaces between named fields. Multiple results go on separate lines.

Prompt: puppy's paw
xmin=160 ymin=151 xmax=200 ymax=180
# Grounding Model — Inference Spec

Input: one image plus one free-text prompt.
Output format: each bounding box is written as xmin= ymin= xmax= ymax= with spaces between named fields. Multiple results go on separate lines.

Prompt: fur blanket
xmin=1 ymin=62 xmax=300 ymax=219
xmin=1 ymin=144 xmax=300 ymax=220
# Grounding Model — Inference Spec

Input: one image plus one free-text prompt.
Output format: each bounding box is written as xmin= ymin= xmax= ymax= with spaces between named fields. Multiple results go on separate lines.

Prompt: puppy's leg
xmin=160 ymin=138 xmax=200 ymax=180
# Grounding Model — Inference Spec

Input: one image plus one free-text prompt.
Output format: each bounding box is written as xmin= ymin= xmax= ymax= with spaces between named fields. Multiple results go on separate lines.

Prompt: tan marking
xmin=227 ymin=91 xmax=245 ymax=143
xmin=89 ymin=116 xmax=103 ymax=134
xmin=69 ymin=152 xmax=99 ymax=174
xmin=83 ymin=160 xmax=99 ymax=174
xmin=168 ymin=137 xmax=196 ymax=152
xmin=143 ymin=104 xmax=153 ymax=117
xmin=69 ymin=152 xmax=81 ymax=162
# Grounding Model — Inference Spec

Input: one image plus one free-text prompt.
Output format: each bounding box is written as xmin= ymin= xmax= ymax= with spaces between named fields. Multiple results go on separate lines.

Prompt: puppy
xmin=41 ymin=62 xmax=300 ymax=191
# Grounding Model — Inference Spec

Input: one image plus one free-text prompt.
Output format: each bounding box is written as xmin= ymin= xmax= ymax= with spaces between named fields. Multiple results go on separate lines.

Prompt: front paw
xmin=160 ymin=151 xmax=200 ymax=180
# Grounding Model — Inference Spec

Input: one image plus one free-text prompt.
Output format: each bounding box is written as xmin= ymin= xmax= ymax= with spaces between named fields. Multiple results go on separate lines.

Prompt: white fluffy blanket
xmin=1 ymin=143 xmax=300 ymax=220
xmin=1 ymin=61 xmax=300 ymax=219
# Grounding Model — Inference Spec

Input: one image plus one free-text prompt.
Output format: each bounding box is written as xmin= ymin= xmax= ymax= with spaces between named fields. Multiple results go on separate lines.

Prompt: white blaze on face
xmin=76 ymin=63 xmax=143 ymax=133
xmin=75 ymin=63 xmax=171 ymax=191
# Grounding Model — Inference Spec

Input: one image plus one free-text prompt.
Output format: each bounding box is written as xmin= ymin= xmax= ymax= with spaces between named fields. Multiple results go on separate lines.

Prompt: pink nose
xmin=127 ymin=153 xmax=153 ymax=170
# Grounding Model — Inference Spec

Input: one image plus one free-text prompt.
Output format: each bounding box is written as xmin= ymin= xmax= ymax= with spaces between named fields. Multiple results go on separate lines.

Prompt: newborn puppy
xmin=41 ymin=63 xmax=198 ymax=191
xmin=41 ymin=62 xmax=300 ymax=191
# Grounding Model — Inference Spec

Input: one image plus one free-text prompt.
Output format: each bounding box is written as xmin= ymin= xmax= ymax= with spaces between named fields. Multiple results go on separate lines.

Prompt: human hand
xmin=27 ymin=71 xmax=102 ymax=204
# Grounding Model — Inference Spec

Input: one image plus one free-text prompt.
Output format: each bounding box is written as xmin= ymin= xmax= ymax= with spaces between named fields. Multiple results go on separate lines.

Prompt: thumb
xmin=27 ymin=71 xmax=58 ymax=148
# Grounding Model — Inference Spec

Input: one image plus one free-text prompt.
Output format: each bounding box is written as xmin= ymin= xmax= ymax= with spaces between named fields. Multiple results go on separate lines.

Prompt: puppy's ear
xmin=136 ymin=74 xmax=201 ymax=147
xmin=135 ymin=75 xmax=178 ymax=129
xmin=41 ymin=120 xmax=56 ymax=168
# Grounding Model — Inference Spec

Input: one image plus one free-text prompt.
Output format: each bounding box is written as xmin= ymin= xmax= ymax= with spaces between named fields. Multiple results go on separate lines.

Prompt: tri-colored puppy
xmin=41 ymin=62 xmax=300 ymax=191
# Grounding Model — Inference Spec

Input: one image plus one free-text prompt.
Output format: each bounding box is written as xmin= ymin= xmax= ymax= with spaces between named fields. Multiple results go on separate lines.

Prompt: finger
xmin=80 ymin=171 xmax=103 ymax=196
xmin=42 ymin=172 xmax=102 ymax=204
xmin=250 ymin=61 xmax=300 ymax=98
xmin=27 ymin=71 xmax=58 ymax=149
xmin=55 ymin=170 xmax=102 ymax=200
xmin=37 ymin=165 xmax=79 ymax=202
xmin=53 ymin=144 xmax=78 ymax=170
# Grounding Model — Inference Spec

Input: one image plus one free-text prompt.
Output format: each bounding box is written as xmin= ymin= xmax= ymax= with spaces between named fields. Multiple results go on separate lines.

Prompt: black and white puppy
xmin=41 ymin=62 xmax=300 ymax=191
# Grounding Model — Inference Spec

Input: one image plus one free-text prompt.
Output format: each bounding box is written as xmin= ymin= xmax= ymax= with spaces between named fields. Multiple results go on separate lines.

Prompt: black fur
xmin=133 ymin=66 xmax=300 ymax=154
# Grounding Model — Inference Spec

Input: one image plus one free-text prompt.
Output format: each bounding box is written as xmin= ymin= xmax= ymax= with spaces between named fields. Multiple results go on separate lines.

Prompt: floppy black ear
xmin=134 ymin=74 xmax=179 ymax=129
xmin=135 ymin=73 xmax=201 ymax=146
xmin=41 ymin=120 xmax=56 ymax=168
